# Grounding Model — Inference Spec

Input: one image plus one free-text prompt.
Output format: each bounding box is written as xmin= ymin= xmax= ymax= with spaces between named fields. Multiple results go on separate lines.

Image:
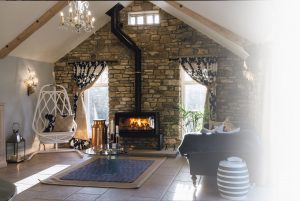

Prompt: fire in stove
xmin=115 ymin=112 xmax=159 ymax=137
xmin=129 ymin=118 xmax=154 ymax=130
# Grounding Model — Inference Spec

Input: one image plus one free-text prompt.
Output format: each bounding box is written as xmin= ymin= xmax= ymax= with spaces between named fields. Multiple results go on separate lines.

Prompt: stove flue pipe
xmin=106 ymin=3 xmax=142 ymax=113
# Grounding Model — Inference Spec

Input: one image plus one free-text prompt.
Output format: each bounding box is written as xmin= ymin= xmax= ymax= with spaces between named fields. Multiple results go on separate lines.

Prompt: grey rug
xmin=41 ymin=156 xmax=166 ymax=189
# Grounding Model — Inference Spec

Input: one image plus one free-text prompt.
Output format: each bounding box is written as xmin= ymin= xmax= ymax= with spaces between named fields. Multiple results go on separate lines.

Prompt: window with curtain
xmin=84 ymin=67 xmax=109 ymax=136
xmin=181 ymin=67 xmax=207 ymax=134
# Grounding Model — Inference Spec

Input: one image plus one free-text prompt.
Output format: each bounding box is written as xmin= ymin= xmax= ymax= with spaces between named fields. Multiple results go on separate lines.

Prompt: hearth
xmin=115 ymin=112 xmax=159 ymax=137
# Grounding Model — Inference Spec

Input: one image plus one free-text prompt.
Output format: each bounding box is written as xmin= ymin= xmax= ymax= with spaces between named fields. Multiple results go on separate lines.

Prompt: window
xmin=181 ymin=67 xmax=207 ymax=134
xmin=84 ymin=67 xmax=109 ymax=136
xmin=128 ymin=11 xmax=160 ymax=26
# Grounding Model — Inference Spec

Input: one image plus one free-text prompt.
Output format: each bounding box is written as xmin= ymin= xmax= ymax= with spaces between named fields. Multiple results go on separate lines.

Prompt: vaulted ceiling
xmin=0 ymin=1 xmax=273 ymax=63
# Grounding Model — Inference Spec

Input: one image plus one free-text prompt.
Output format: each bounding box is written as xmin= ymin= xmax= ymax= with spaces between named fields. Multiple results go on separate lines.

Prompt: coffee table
xmin=84 ymin=145 xmax=126 ymax=156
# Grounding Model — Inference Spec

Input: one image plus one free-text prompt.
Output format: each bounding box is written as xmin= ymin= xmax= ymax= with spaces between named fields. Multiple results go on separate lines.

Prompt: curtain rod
xmin=67 ymin=60 xmax=118 ymax=65
xmin=169 ymin=55 xmax=220 ymax=61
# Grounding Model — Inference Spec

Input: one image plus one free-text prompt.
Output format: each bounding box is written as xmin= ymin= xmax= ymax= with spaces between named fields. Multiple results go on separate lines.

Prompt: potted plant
xmin=179 ymin=105 xmax=209 ymax=134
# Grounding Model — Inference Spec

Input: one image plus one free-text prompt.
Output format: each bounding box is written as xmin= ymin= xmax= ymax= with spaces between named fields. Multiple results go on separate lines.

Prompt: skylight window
xmin=128 ymin=11 xmax=160 ymax=26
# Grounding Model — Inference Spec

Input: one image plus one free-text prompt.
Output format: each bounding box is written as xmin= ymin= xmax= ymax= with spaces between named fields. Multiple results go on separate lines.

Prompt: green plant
xmin=179 ymin=105 xmax=209 ymax=133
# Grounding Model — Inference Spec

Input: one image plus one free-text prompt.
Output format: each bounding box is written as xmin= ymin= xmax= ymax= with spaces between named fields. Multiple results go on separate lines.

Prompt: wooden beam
xmin=0 ymin=1 xmax=68 ymax=59
xmin=166 ymin=1 xmax=250 ymax=46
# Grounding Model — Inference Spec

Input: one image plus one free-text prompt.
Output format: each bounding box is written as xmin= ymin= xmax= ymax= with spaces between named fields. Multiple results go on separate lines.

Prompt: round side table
xmin=0 ymin=178 xmax=17 ymax=201
xmin=217 ymin=157 xmax=250 ymax=200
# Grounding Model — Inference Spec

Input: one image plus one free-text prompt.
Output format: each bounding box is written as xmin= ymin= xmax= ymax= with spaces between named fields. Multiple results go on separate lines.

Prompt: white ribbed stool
xmin=217 ymin=157 xmax=250 ymax=200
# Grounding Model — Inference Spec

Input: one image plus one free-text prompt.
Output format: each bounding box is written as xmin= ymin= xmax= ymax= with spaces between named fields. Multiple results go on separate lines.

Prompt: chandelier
xmin=60 ymin=1 xmax=95 ymax=33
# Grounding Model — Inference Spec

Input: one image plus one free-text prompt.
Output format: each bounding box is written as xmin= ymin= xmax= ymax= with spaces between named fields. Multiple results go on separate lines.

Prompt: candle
xmin=87 ymin=10 xmax=91 ymax=21
xmin=116 ymin=125 xmax=119 ymax=134
xmin=69 ymin=7 xmax=73 ymax=18
xmin=110 ymin=120 xmax=114 ymax=134
xmin=60 ymin=12 xmax=64 ymax=24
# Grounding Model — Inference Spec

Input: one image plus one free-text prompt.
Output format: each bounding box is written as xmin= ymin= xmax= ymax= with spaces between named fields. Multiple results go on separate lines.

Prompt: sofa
xmin=178 ymin=131 xmax=262 ymax=186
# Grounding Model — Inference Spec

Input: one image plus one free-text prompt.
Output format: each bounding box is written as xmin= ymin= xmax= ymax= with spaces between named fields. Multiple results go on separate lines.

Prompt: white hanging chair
xmin=28 ymin=84 xmax=83 ymax=160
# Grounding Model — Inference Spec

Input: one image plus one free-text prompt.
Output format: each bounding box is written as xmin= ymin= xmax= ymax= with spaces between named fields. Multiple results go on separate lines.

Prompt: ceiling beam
xmin=0 ymin=1 xmax=68 ymax=59
xmin=151 ymin=1 xmax=250 ymax=59
xmin=168 ymin=1 xmax=250 ymax=46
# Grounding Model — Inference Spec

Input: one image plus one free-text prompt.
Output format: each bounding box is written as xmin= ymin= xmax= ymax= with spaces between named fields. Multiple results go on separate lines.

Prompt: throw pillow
xmin=53 ymin=114 xmax=74 ymax=132
xmin=43 ymin=114 xmax=55 ymax=132
xmin=220 ymin=116 xmax=240 ymax=134
xmin=209 ymin=120 xmax=224 ymax=130
xmin=201 ymin=124 xmax=224 ymax=135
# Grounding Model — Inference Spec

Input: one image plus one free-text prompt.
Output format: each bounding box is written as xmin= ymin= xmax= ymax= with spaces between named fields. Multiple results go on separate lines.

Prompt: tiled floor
xmin=0 ymin=152 xmax=270 ymax=201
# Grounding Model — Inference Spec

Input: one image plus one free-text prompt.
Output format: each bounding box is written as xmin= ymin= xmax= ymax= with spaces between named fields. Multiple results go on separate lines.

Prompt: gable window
xmin=128 ymin=11 xmax=160 ymax=26
xmin=181 ymin=68 xmax=207 ymax=134
xmin=84 ymin=67 xmax=109 ymax=136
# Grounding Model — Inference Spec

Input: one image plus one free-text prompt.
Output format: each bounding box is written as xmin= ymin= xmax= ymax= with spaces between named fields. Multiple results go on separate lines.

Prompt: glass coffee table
xmin=84 ymin=145 xmax=126 ymax=157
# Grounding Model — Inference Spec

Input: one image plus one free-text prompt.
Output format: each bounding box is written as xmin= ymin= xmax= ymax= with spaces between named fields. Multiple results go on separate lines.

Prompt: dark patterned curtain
xmin=179 ymin=57 xmax=218 ymax=121
xmin=71 ymin=60 xmax=107 ymax=141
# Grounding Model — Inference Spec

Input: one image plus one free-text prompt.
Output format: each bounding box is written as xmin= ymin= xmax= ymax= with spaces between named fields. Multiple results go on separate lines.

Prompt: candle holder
xmin=6 ymin=123 xmax=25 ymax=162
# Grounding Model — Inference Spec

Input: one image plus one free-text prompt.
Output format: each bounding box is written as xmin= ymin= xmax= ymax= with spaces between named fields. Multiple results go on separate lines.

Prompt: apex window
xmin=128 ymin=11 xmax=160 ymax=26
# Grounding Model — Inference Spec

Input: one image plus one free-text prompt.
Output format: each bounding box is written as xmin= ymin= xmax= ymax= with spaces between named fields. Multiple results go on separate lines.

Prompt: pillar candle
xmin=116 ymin=125 xmax=119 ymax=134
xmin=110 ymin=120 xmax=114 ymax=134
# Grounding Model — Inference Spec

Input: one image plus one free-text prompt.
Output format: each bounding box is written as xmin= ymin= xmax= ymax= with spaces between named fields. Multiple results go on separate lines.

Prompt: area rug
xmin=41 ymin=156 xmax=166 ymax=188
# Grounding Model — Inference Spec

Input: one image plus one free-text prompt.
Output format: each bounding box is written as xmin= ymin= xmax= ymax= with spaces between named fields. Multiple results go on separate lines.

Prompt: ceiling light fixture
xmin=59 ymin=1 xmax=95 ymax=33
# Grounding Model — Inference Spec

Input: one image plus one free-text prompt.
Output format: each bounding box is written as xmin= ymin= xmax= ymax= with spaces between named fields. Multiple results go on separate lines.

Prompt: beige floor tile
xmin=0 ymin=152 xmax=271 ymax=201
xmin=144 ymin=174 xmax=175 ymax=186
xmin=132 ymin=183 xmax=169 ymax=199
xmin=154 ymin=166 xmax=181 ymax=176
xmin=167 ymin=180 xmax=195 ymax=193
xmin=13 ymin=190 xmax=45 ymax=201
xmin=161 ymin=157 xmax=186 ymax=168
xmin=65 ymin=193 xmax=101 ymax=201
xmin=195 ymin=190 xmax=227 ymax=201
xmin=127 ymin=196 xmax=157 ymax=201
xmin=161 ymin=191 xmax=196 ymax=201
xmin=30 ymin=184 xmax=80 ymax=192
xmin=174 ymin=172 xmax=194 ymax=182
xmin=78 ymin=187 xmax=108 ymax=195
xmin=95 ymin=188 xmax=136 ymax=201
xmin=15 ymin=183 xmax=35 ymax=194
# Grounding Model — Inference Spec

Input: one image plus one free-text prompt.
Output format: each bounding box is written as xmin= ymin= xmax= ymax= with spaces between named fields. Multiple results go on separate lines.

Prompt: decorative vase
xmin=217 ymin=157 xmax=250 ymax=200
xmin=91 ymin=119 xmax=107 ymax=148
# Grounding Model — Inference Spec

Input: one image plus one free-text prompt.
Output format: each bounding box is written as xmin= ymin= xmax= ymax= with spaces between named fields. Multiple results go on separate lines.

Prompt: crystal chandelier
xmin=60 ymin=1 xmax=95 ymax=33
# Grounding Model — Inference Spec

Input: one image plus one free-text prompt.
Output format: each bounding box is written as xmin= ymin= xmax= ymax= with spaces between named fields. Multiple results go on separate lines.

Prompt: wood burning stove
xmin=115 ymin=112 xmax=159 ymax=137
xmin=106 ymin=4 xmax=163 ymax=150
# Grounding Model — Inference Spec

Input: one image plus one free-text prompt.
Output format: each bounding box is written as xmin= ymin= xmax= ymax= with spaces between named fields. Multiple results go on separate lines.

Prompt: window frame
xmin=84 ymin=67 xmax=109 ymax=136
xmin=128 ymin=10 xmax=160 ymax=26
xmin=180 ymin=67 xmax=207 ymax=136
xmin=181 ymin=68 xmax=207 ymax=112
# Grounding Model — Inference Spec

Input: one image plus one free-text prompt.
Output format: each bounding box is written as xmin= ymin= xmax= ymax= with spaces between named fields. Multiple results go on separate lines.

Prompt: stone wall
xmin=54 ymin=1 xmax=250 ymax=148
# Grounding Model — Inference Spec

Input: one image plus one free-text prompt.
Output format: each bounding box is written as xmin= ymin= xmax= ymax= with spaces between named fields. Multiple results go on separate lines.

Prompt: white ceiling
xmin=178 ymin=1 xmax=274 ymax=44
xmin=0 ymin=1 xmax=274 ymax=63
xmin=0 ymin=1 xmax=131 ymax=63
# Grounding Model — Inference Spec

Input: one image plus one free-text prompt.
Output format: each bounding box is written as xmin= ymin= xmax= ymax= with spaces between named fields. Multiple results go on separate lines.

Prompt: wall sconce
xmin=243 ymin=61 xmax=254 ymax=81
xmin=24 ymin=68 xmax=38 ymax=96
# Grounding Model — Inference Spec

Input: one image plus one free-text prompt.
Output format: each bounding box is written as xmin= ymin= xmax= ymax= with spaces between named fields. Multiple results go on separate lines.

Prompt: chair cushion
xmin=43 ymin=114 xmax=55 ymax=132
xmin=53 ymin=115 xmax=74 ymax=132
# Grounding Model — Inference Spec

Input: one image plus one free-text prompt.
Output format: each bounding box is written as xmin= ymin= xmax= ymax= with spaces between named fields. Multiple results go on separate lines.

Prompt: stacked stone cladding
xmin=54 ymin=1 xmax=250 ymax=148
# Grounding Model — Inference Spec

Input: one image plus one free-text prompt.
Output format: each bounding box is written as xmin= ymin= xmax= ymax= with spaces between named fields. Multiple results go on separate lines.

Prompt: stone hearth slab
xmin=127 ymin=149 xmax=178 ymax=158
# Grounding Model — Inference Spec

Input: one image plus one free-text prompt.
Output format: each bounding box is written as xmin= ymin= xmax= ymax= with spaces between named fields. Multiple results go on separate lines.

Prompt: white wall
xmin=0 ymin=56 xmax=53 ymax=154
